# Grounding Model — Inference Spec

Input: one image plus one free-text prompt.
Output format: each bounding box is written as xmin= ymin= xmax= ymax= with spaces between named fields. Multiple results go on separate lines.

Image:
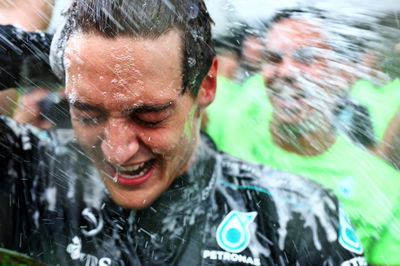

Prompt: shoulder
xmin=218 ymin=151 xmax=334 ymax=200
xmin=215 ymin=151 xmax=342 ymax=234
xmin=336 ymin=135 xmax=399 ymax=176
xmin=212 ymin=151 xmax=366 ymax=264
xmin=204 ymin=131 xmax=338 ymax=211
xmin=0 ymin=115 xmax=80 ymax=167
xmin=0 ymin=115 xmax=45 ymax=154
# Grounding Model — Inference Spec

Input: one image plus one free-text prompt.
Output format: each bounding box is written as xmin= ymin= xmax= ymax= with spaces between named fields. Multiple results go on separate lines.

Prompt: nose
xmin=101 ymin=118 xmax=139 ymax=165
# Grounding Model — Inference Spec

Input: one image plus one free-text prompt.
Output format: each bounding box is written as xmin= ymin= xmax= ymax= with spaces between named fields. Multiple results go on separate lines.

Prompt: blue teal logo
xmin=338 ymin=177 xmax=355 ymax=199
xmin=339 ymin=206 xmax=363 ymax=255
xmin=216 ymin=211 xmax=257 ymax=253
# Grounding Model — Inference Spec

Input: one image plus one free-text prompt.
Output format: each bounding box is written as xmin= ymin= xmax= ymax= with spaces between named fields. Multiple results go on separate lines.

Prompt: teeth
xmin=111 ymin=161 xmax=153 ymax=180
xmin=116 ymin=162 xmax=145 ymax=172
xmin=116 ymin=166 xmax=149 ymax=179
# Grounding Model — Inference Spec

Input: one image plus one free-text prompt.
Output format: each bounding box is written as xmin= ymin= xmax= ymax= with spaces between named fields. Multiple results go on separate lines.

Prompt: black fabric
xmin=334 ymin=94 xmax=376 ymax=148
xmin=0 ymin=25 xmax=53 ymax=90
xmin=0 ymin=116 xmax=365 ymax=265
xmin=349 ymin=103 xmax=376 ymax=148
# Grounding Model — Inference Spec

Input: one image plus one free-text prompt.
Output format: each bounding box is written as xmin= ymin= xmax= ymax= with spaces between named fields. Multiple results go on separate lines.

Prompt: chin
xmin=108 ymin=188 xmax=158 ymax=210
xmin=102 ymin=176 xmax=161 ymax=210
xmin=112 ymin=197 xmax=151 ymax=210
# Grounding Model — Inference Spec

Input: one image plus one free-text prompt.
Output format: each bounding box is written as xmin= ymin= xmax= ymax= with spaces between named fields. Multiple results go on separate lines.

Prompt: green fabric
xmin=228 ymin=114 xmax=400 ymax=264
xmin=207 ymin=74 xmax=270 ymax=159
xmin=206 ymin=75 xmax=241 ymax=149
xmin=207 ymin=75 xmax=242 ymax=109
xmin=260 ymin=134 xmax=400 ymax=265
xmin=208 ymin=76 xmax=400 ymax=264
xmin=351 ymin=79 xmax=400 ymax=141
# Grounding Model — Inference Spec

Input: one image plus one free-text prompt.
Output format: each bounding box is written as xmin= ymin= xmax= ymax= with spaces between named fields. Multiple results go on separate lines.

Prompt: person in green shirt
xmin=349 ymin=35 xmax=400 ymax=168
xmin=351 ymin=78 xmax=400 ymax=143
xmin=206 ymin=73 xmax=271 ymax=160
xmin=217 ymin=8 xmax=400 ymax=265
xmin=349 ymin=12 xmax=400 ymax=153
xmin=377 ymin=107 xmax=400 ymax=169
xmin=206 ymin=32 xmax=269 ymax=150
xmin=206 ymin=34 xmax=243 ymax=144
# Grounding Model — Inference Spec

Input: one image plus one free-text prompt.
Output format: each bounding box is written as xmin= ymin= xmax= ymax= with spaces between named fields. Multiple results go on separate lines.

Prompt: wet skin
xmin=64 ymin=29 xmax=217 ymax=210
xmin=261 ymin=19 xmax=351 ymax=126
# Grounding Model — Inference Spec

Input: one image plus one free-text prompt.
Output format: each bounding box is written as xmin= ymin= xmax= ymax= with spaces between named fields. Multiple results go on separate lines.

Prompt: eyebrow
xmin=70 ymin=101 xmax=103 ymax=112
xmin=70 ymin=100 xmax=175 ymax=114
xmin=124 ymin=101 xmax=174 ymax=114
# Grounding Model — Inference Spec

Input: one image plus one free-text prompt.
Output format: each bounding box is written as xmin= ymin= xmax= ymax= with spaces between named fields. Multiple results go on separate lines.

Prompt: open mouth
xmin=115 ymin=160 xmax=155 ymax=177
xmin=106 ymin=159 xmax=156 ymax=186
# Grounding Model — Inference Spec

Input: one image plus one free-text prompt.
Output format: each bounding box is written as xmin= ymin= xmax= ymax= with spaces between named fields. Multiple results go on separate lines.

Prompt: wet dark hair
xmin=50 ymin=0 xmax=215 ymax=97
xmin=230 ymin=22 xmax=265 ymax=60
xmin=213 ymin=34 xmax=242 ymax=58
xmin=270 ymin=7 xmax=326 ymax=24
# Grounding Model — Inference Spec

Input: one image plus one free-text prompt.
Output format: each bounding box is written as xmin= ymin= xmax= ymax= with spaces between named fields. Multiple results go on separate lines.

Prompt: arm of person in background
xmin=13 ymin=87 xmax=54 ymax=129
xmin=376 ymin=108 xmax=400 ymax=170
xmin=0 ymin=89 xmax=18 ymax=116
xmin=0 ymin=0 xmax=55 ymax=116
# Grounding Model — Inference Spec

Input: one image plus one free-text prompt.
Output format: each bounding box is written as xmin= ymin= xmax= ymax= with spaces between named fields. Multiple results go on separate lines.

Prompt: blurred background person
xmin=258 ymin=9 xmax=400 ymax=265
xmin=379 ymin=108 xmax=400 ymax=169
xmin=13 ymin=87 xmax=54 ymax=129
xmin=208 ymin=8 xmax=400 ymax=265
xmin=13 ymin=56 xmax=69 ymax=130
xmin=0 ymin=0 xmax=54 ymax=30
xmin=376 ymin=36 xmax=400 ymax=169
xmin=0 ymin=0 xmax=70 ymax=133
xmin=233 ymin=25 xmax=265 ymax=83
xmin=0 ymin=0 xmax=55 ymax=117
xmin=214 ymin=34 xmax=241 ymax=80
xmin=205 ymin=33 xmax=242 ymax=139
xmin=206 ymin=24 xmax=269 ymax=151
xmin=349 ymin=11 xmax=400 ymax=155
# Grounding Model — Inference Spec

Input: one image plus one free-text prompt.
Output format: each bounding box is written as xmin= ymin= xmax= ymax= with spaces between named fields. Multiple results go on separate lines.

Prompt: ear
xmin=197 ymin=57 xmax=218 ymax=108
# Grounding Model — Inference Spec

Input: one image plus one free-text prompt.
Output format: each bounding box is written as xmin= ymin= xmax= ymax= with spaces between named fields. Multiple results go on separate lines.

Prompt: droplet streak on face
xmin=262 ymin=19 xmax=351 ymax=128
xmin=64 ymin=30 xmax=203 ymax=210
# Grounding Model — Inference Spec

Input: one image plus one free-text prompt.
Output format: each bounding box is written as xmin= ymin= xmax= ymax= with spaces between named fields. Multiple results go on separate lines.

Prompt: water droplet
xmin=188 ymin=3 xmax=199 ymax=19
xmin=188 ymin=57 xmax=196 ymax=67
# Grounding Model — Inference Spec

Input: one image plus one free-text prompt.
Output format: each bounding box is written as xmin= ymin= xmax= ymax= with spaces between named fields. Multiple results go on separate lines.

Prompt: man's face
xmin=262 ymin=18 xmax=350 ymax=126
xmin=65 ymin=30 xmax=212 ymax=209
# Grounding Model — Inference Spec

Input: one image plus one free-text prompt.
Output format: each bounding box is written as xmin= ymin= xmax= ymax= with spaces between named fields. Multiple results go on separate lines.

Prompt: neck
xmin=270 ymin=117 xmax=336 ymax=156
